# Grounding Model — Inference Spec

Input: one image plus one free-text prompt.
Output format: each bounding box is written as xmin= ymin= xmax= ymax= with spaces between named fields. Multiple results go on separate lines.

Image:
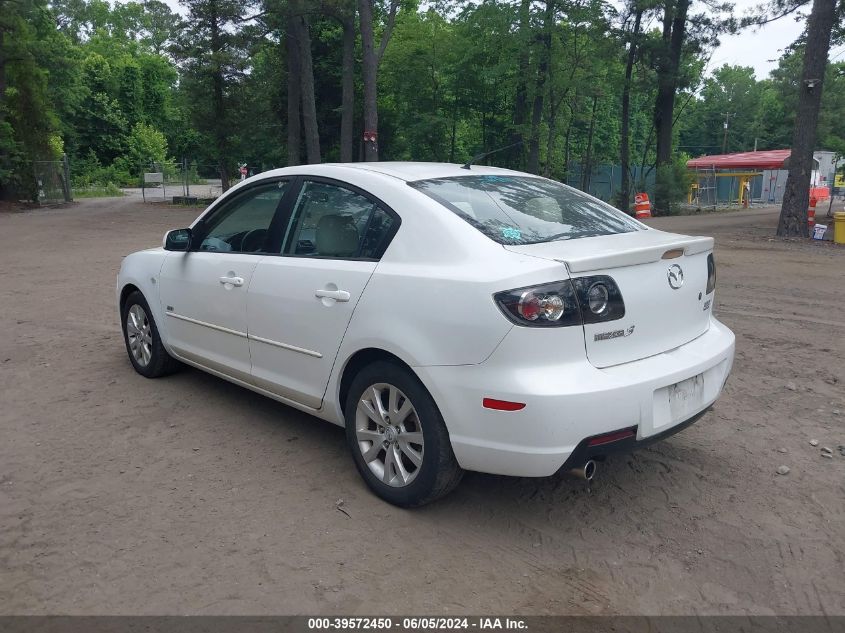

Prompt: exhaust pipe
xmin=569 ymin=460 xmax=597 ymax=481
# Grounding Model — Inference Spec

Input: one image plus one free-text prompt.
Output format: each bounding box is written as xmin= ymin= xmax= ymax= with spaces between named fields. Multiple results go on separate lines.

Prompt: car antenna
xmin=461 ymin=140 xmax=523 ymax=170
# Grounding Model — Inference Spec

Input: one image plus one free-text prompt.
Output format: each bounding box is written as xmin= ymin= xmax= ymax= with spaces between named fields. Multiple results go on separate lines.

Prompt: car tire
xmin=345 ymin=361 xmax=463 ymax=507
xmin=121 ymin=290 xmax=181 ymax=378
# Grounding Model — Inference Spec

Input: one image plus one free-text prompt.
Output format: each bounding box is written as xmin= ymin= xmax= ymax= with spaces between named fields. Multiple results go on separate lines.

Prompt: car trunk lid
xmin=505 ymin=230 xmax=714 ymax=368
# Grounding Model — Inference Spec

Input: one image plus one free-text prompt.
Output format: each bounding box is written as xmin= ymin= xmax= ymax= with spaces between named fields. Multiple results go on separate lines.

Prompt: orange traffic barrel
xmin=810 ymin=186 xmax=830 ymax=202
xmin=808 ymin=196 xmax=817 ymax=230
xmin=634 ymin=193 xmax=651 ymax=219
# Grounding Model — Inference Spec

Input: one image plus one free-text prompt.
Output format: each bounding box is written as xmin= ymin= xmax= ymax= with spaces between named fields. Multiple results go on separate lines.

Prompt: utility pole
xmin=721 ymin=112 xmax=734 ymax=154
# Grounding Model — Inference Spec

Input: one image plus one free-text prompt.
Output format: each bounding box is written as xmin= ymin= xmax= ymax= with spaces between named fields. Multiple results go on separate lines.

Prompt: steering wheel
xmin=240 ymin=228 xmax=268 ymax=253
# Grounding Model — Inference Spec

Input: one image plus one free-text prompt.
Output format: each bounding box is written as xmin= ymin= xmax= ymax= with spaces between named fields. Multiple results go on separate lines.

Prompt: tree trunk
xmin=619 ymin=6 xmax=642 ymax=211
xmin=340 ymin=13 xmax=355 ymax=162
xmin=297 ymin=12 xmax=321 ymax=164
xmin=640 ymin=120 xmax=654 ymax=183
xmin=509 ymin=0 xmax=532 ymax=168
xmin=286 ymin=11 xmax=302 ymax=166
xmin=581 ymin=95 xmax=598 ymax=191
xmin=776 ymin=0 xmax=837 ymax=237
xmin=527 ymin=0 xmax=554 ymax=175
xmin=653 ymin=0 xmax=689 ymax=168
xmin=544 ymin=88 xmax=564 ymax=178
xmin=209 ymin=3 xmax=229 ymax=190
xmin=562 ymin=101 xmax=573 ymax=184
xmin=449 ymin=99 xmax=458 ymax=163
xmin=0 ymin=29 xmax=6 ymax=128
xmin=358 ymin=0 xmax=378 ymax=161
xmin=0 ymin=29 xmax=7 ymax=199
xmin=357 ymin=110 xmax=364 ymax=160
xmin=356 ymin=0 xmax=398 ymax=162
xmin=651 ymin=0 xmax=689 ymax=212
xmin=357 ymin=0 xmax=397 ymax=162
xmin=544 ymin=117 xmax=556 ymax=178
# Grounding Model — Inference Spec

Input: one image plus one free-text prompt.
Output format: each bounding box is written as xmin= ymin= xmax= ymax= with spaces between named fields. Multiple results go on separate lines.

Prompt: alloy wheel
xmin=355 ymin=383 xmax=425 ymax=487
xmin=126 ymin=304 xmax=153 ymax=367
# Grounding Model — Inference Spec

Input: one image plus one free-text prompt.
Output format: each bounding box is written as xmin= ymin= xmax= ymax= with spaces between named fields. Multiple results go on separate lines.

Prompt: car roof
xmin=334 ymin=162 xmax=528 ymax=182
xmin=255 ymin=162 xmax=530 ymax=183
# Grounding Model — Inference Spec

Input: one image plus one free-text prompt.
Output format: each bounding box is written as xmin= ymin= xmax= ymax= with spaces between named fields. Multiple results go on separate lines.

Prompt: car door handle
xmin=315 ymin=289 xmax=350 ymax=302
xmin=219 ymin=275 xmax=244 ymax=287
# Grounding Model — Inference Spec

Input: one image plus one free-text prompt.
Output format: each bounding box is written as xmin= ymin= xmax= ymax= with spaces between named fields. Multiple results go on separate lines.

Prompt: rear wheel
xmin=121 ymin=290 xmax=181 ymax=378
xmin=345 ymin=361 xmax=463 ymax=507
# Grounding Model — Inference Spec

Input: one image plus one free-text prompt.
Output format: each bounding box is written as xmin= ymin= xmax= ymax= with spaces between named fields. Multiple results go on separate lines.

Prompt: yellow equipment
xmin=834 ymin=212 xmax=845 ymax=245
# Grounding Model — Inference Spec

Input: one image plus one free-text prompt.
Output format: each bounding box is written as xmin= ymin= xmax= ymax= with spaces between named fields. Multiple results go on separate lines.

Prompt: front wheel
xmin=121 ymin=290 xmax=181 ymax=378
xmin=345 ymin=361 xmax=463 ymax=507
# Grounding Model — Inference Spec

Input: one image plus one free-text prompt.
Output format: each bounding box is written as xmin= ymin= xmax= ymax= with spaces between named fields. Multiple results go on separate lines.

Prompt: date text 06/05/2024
xmin=307 ymin=617 xmax=528 ymax=630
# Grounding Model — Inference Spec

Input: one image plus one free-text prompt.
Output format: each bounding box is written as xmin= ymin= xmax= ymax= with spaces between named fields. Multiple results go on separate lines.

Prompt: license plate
xmin=668 ymin=373 xmax=705 ymax=422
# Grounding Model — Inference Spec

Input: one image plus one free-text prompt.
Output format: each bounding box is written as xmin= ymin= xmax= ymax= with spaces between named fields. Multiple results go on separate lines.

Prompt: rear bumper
xmin=559 ymin=406 xmax=709 ymax=474
xmin=415 ymin=316 xmax=735 ymax=477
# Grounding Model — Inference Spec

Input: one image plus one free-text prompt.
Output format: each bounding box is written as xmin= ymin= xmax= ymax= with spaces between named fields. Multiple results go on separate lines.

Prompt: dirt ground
xmin=1 ymin=196 xmax=844 ymax=616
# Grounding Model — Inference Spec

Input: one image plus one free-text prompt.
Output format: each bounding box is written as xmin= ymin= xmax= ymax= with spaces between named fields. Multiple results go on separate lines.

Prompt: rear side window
xmin=409 ymin=175 xmax=642 ymax=245
xmin=282 ymin=180 xmax=397 ymax=259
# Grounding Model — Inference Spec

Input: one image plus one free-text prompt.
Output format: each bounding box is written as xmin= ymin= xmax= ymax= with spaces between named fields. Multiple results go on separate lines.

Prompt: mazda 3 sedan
xmin=118 ymin=162 xmax=735 ymax=506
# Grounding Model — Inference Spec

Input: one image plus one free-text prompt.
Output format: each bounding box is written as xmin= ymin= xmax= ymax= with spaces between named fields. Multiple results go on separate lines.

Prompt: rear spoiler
xmin=557 ymin=236 xmax=714 ymax=273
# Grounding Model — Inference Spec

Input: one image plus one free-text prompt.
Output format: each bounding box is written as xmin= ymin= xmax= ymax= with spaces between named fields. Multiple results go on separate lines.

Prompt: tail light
xmin=571 ymin=276 xmax=625 ymax=324
xmin=706 ymin=253 xmax=716 ymax=294
xmin=494 ymin=281 xmax=580 ymax=327
xmin=494 ymin=277 xmax=625 ymax=327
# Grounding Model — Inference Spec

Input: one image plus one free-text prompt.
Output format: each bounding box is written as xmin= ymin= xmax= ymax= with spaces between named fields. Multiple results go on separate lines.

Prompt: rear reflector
xmin=482 ymin=398 xmax=526 ymax=411
xmin=587 ymin=427 xmax=637 ymax=446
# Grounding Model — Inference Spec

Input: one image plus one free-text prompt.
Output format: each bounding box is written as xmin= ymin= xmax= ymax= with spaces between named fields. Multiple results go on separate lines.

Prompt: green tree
xmin=174 ymin=0 xmax=253 ymax=189
xmin=776 ymin=0 xmax=839 ymax=236
xmin=678 ymin=65 xmax=765 ymax=155
xmin=647 ymin=0 xmax=734 ymax=211
xmin=359 ymin=0 xmax=400 ymax=161
xmin=0 ymin=0 xmax=62 ymax=198
xmin=115 ymin=121 xmax=169 ymax=174
xmin=379 ymin=8 xmax=456 ymax=161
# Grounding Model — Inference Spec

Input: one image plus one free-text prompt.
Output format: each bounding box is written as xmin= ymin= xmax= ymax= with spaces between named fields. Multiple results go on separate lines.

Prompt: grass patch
xmin=73 ymin=183 xmax=124 ymax=198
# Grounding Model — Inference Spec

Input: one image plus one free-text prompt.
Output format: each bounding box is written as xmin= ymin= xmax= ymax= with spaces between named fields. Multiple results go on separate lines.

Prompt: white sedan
xmin=118 ymin=162 xmax=735 ymax=506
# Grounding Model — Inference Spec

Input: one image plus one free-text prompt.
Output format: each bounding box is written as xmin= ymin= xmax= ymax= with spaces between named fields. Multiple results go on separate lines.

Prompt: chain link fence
xmin=689 ymin=167 xmax=718 ymax=211
xmin=562 ymin=163 xmax=655 ymax=206
xmin=140 ymin=160 xmax=183 ymax=202
xmin=139 ymin=161 xmax=244 ymax=203
xmin=33 ymin=156 xmax=72 ymax=204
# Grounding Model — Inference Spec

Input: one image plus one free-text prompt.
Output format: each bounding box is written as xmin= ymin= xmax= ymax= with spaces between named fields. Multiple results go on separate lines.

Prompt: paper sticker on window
xmin=501 ymin=227 xmax=521 ymax=240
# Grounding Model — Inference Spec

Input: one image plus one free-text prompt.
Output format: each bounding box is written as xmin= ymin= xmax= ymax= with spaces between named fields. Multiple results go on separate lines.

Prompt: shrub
xmin=73 ymin=183 xmax=124 ymax=198
xmin=654 ymin=154 xmax=694 ymax=215
xmin=71 ymin=150 xmax=133 ymax=188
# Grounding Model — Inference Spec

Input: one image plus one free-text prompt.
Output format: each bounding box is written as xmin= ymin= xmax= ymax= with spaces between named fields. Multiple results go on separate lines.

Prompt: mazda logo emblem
xmin=667 ymin=264 xmax=684 ymax=289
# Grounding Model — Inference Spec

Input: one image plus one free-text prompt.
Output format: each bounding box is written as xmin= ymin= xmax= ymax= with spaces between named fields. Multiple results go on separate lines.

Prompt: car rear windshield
xmin=409 ymin=175 xmax=642 ymax=245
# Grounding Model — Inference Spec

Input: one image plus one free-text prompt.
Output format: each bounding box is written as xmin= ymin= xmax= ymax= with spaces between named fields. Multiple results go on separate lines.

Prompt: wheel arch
xmin=338 ymin=346 xmax=464 ymax=506
xmin=119 ymin=283 xmax=141 ymax=312
xmin=117 ymin=249 xmax=168 ymax=342
xmin=336 ymin=347 xmax=444 ymax=427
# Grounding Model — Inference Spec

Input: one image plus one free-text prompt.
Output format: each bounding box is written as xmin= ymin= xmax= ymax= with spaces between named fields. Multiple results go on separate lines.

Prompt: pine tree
xmin=776 ymin=0 xmax=839 ymax=236
xmin=174 ymin=0 xmax=252 ymax=190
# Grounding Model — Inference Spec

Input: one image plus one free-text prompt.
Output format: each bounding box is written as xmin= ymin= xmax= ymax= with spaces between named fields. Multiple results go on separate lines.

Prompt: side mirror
xmin=163 ymin=228 xmax=192 ymax=251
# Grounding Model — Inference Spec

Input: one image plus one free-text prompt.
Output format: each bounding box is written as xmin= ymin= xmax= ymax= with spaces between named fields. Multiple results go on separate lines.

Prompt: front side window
xmin=282 ymin=181 xmax=396 ymax=259
xmin=409 ymin=175 xmax=642 ymax=245
xmin=198 ymin=180 xmax=289 ymax=253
